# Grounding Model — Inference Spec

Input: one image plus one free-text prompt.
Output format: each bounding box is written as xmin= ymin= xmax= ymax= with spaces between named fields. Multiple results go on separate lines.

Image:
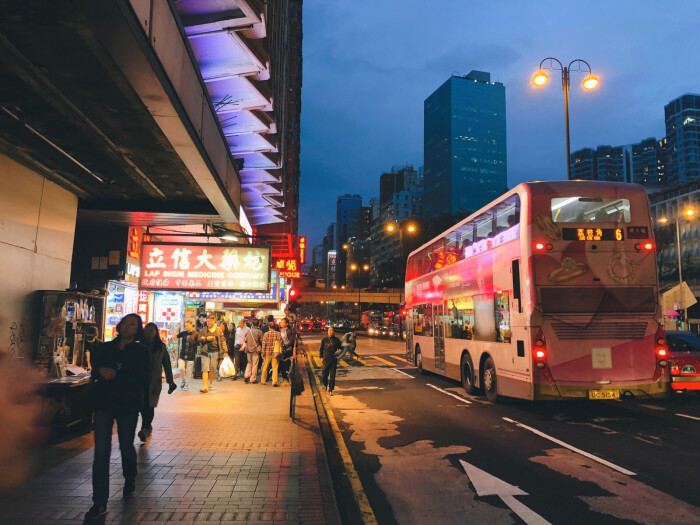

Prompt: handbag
xmin=273 ymin=339 xmax=283 ymax=355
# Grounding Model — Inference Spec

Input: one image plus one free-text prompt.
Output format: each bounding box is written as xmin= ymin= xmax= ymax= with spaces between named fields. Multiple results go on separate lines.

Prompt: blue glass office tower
xmin=424 ymin=71 xmax=507 ymax=218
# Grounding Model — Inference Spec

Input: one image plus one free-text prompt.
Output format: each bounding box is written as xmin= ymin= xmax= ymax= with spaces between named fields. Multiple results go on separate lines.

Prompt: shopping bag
xmin=219 ymin=355 xmax=235 ymax=378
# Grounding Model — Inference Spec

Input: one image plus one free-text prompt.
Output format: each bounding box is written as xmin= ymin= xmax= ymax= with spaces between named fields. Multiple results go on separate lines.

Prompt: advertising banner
xmin=327 ymin=250 xmax=337 ymax=287
xmin=140 ymin=243 xmax=270 ymax=292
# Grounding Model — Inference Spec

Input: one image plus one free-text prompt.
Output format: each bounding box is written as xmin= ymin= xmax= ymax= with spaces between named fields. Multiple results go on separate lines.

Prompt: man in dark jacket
xmin=176 ymin=320 xmax=198 ymax=390
xmin=319 ymin=326 xmax=342 ymax=395
xmin=277 ymin=317 xmax=296 ymax=382
xmin=86 ymin=313 xmax=150 ymax=520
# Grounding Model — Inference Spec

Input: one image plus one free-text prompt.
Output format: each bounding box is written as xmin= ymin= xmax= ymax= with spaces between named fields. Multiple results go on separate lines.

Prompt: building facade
xmin=571 ymin=140 xmax=663 ymax=185
xmin=665 ymin=94 xmax=700 ymax=186
xmin=424 ymin=71 xmax=507 ymax=219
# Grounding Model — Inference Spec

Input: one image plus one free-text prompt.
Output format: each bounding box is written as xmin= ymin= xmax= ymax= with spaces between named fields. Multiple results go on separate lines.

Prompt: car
xmin=313 ymin=320 xmax=323 ymax=332
xmin=665 ymin=331 xmax=700 ymax=394
xmin=298 ymin=320 xmax=314 ymax=332
xmin=367 ymin=323 xmax=381 ymax=336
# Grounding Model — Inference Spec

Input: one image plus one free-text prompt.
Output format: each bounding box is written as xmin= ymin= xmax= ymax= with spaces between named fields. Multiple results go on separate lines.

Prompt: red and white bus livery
xmin=405 ymin=181 xmax=669 ymax=401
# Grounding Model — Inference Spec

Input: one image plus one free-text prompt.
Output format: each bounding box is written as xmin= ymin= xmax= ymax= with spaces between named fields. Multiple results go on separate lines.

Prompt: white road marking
xmin=427 ymin=384 xmax=471 ymax=404
xmin=676 ymin=413 xmax=700 ymax=421
xmin=502 ymin=417 xmax=636 ymax=476
xmin=460 ymin=460 xmax=552 ymax=525
xmin=639 ymin=404 xmax=666 ymax=411
xmin=392 ymin=368 xmax=415 ymax=378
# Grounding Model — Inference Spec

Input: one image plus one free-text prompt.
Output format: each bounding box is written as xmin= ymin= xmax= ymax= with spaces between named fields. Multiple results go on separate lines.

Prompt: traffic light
xmin=287 ymin=286 xmax=301 ymax=314
xmin=676 ymin=309 xmax=685 ymax=322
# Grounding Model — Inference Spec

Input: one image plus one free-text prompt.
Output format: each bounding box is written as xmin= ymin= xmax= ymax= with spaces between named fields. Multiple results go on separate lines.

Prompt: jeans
xmin=178 ymin=358 xmax=194 ymax=388
xmin=244 ymin=351 xmax=260 ymax=382
xmin=321 ymin=359 xmax=338 ymax=392
xmin=261 ymin=354 xmax=279 ymax=385
xmin=92 ymin=410 xmax=138 ymax=505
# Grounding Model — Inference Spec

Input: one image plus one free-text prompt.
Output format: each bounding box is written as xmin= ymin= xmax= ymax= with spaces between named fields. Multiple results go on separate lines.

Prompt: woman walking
xmin=85 ymin=314 xmax=150 ymax=520
xmin=138 ymin=323 xmax=177 ymax=442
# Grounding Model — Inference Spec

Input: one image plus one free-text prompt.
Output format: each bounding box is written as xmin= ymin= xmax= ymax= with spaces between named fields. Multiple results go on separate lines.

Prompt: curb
xmin=303 ymin=349 xmax=378 ymax=525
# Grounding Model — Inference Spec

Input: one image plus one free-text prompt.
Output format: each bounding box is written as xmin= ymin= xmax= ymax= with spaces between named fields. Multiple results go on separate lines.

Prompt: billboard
xmin=140 ymin=243 xmax=270 ymax=292
xmin=273 ymin=257 xmax=301 ymax=279
xmin=327 ymin=250 xmax=337 ymax=287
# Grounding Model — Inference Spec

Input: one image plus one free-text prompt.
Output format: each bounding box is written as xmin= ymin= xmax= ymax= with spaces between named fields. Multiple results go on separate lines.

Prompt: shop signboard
xmin=327 ymin=250 xmax=337 ymax=287
xmin=154 ymin=294 xmax=183 ymax=323
xmin=299 ymin=236 xmax=307 ymax=264
xmin=140 ymin=243 xmax=270 ymax=292
xmin=137 ymin=290 xmax=149 ymax=323
xmin=272 ymin=257 xmax=301 ymax=279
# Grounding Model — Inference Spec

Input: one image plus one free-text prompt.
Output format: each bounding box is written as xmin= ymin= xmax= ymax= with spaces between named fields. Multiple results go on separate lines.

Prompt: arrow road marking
xmin=502 ymin=417 xmax=636 ymax=476
xmin=427 ymin=384 xmax=471 ymax=404
xmin=460 ymin=460 xmax=551 ymax=525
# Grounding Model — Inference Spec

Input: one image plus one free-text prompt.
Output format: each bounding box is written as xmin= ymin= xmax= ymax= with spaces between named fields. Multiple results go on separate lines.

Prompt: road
xmin=304 ymin=335 xmax=700 ymax=525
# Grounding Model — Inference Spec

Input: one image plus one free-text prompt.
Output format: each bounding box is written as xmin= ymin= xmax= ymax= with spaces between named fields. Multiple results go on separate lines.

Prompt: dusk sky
xmin=298 ymin=0 xmax=700 ymax=250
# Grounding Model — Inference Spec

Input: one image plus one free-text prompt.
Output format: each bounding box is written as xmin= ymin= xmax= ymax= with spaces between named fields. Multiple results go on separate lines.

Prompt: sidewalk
xmin=0 ymin=361 xmax=341 ymax=525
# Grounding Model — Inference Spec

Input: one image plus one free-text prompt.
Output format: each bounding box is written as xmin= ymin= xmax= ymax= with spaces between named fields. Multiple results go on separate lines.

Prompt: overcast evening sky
xmin=298 ymin=0 xmax=700 ymax=251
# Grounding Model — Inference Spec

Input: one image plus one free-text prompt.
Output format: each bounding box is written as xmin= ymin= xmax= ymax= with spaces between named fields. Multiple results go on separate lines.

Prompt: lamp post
xmin=386 ymin=220 xmax=418 ymax=260
xmin=659 ymin=208 xmax=696 ymax=328
xmin=349 ymin=263 xmax=370 ymax=328
xmin=533 ymin=57 xmax=599 ymax=180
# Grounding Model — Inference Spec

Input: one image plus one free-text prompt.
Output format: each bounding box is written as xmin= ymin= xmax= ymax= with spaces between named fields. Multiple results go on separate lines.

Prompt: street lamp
xmin=386 ymin=220 xmax=418 ymax=259
xmin=659 ymin=207 xmax=696 ymax=328
xmin=532 ymin=57 xmax=600 ymax=180
xmin=348 ymin=262 xmax=370 ymax=328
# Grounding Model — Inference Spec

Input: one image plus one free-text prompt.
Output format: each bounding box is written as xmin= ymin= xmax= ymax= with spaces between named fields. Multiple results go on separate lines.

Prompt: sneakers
xmin=200 ymin=388 xmax=208 ymax=393
xmin=249 ymin=381 xmax=257 ymax=384
xmin=328 ymin=390 xmax=333 ymax=396
xmin=273 ymin=383 xmax=279 ymax=387
xmin=137 ymin=429 xmax=147 ymax=442
xmin=84 ymin=504 xmax=107 ymax=520
xmin=208 ymin=384 xmax=215 ymax=391
xmin=123 ymin=479 xmax=135 ymax=498
xmin=244 ymin=378 xmax=250 ymax=383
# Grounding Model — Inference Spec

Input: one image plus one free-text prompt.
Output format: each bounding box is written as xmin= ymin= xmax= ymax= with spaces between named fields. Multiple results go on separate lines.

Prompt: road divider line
xmin=354 ymin=357 xmax=371 ymax=366
xmin=392 ymin=368 xmax=414 ymax=378
xmin=502 ymin=417 xmax=636 ymax=476
xmin=427 ymin=384 xmax=472 ymax=404
xmin=337 ymin=359 xmax=349 ymax=368
xmin=370 ymin=355 xmax=396 ymax=366
xmin=676 ymin=413 xmax=700 ymax=421
xmin=313 ymin=356 xmax=323 ymax=368
xmin=304 ymin=352 xmax=378 ymax=525
xmin=391 ymin=355 xmax=408 ymax=363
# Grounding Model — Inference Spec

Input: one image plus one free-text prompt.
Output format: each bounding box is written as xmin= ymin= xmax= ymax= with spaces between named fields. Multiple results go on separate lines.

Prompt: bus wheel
xmin=482 ymin=356 xmax=499 ymax=403
xmin=461 ymin=353 xmax=479 ymax=395
xmin=416 ymin=346 xmax=425 ymax=374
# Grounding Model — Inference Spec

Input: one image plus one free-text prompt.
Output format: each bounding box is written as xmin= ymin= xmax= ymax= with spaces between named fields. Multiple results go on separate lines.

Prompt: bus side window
xmin=422 ymin=304 xmax=433 ymax=336
xmin=495 ymin=291 xmax=511 ymax=343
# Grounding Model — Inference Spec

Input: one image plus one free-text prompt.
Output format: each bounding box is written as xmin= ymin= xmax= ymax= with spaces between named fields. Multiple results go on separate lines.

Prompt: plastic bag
xmin=219 ymin=355 xmax=235 ymax=378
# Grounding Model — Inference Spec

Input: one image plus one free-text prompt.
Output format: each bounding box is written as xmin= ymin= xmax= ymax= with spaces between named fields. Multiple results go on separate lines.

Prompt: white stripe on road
xmin=502 ymin=417 xmax=636 ymax=476
xmin=677 ymin=413 xmax=700 ymax=421
xmin=501 ymin=495 xmax=553 ymax=525
xmin=392 ymin=368 xmax=415 ymax=378
xmin=427 ymin=384 xmax=472 ymax=404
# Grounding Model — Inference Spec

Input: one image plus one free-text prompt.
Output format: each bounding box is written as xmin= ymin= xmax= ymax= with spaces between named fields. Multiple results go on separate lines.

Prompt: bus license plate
xmin=588 ymin=390 xmax=619 ymax=400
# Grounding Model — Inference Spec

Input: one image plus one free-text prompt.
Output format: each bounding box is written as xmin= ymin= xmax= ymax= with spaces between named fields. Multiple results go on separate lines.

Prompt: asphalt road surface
xmin=305 ymin=335 xmax=700 ymax=525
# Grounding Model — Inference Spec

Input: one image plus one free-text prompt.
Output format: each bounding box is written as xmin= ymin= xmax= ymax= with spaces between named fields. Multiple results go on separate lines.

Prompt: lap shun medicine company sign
xmin=139 ymin=243 xmax=271 ymax=292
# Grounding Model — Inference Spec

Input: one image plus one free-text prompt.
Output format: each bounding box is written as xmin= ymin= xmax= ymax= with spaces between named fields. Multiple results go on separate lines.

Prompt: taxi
xmin=666 ymin=331 xmax=700 ymax=394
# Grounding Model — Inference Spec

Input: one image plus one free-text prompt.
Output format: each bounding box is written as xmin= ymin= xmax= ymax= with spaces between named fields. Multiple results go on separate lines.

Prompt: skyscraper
xmin=424 ymin=70 xmax=507 ymax=219
xmin=665 ymin=94 xmax=700 ymax=185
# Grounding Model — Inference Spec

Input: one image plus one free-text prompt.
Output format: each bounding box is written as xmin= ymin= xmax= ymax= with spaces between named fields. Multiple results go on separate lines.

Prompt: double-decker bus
xmin=405 ymin=181 xmax=669 ymax=401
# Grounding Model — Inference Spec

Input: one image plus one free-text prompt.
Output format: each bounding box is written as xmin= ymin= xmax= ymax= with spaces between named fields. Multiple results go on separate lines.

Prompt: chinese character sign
xmin=327 ymin=250 xmax=337 ymax=287
xmin=272 ymin=258 xmax=301 ymax=279
xmin=140 ymin=243 xmax=270 ymax=291
xmin=299 ymin=236 xmax=307 ymax=264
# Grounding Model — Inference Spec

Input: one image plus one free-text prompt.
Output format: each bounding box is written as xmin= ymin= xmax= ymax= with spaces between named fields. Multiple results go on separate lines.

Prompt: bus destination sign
xmin=562 ymin=228 xmax=624 ymax=242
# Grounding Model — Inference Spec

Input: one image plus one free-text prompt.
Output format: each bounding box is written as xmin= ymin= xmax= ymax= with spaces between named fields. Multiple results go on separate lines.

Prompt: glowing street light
xmin=386 ymin=224 xmax=396 ymax=233
xmin=363 ymin=264 xmax=370 ymax=271
xmin=532 ymin=57 xmax=600 ymax=180
xmin=350 ymin=264 xmax=358 ymax=270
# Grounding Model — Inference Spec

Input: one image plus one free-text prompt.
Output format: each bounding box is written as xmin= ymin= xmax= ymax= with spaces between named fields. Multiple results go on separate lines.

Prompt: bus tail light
xmin=635 ymin=242 xmax=654 ymax=252
xmin=653 ymin=326 xmax=669 ymax=380
xmin=670 ymin=362 xmax=680 ymax=375
xmin=533 ymin=328 xmax=548 ymax=370
xmin=534 ymin=242 xmax=554 ymax=251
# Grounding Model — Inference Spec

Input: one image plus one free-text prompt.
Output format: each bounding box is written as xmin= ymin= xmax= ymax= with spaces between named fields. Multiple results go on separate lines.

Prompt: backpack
xmin=246 ymin=328 xmax=262 ymax=353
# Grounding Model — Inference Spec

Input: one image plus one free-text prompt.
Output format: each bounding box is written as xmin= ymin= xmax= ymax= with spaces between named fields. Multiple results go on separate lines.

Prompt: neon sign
xmin=128 ymin=227 xmax=141 ymax=259
xmin=273 ymin=258 xmax=301 ymax=279
xmin=299 ymin=236 xmax=307 ymax=264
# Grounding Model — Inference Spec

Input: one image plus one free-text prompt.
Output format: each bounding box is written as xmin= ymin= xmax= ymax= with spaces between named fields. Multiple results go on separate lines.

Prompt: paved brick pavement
xmin=0 ymin=361 xmax=340 ymax=525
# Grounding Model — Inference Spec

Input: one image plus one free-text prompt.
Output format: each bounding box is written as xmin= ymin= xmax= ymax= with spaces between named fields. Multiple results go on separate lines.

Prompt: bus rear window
xmin=551 ymin=197 xmax=631 ymax=223
xmin=539 ymin=286 xmax=656 ymax=314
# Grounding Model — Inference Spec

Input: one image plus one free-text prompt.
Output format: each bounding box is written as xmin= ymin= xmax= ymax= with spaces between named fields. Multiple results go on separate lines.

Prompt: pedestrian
xmin=232 ymin=319 xmax=249 ymax=380
xmin=319 ymin=326 xmax=342 ymax=396
xmin=244 ymin=318 xmax=264 ymax=384
xmin=277 ymin=317 xmax=296 ymax=382
xmin=198 ymin=315 xmax=228 ymax=393
xmin=261 ymin=321 xmax=282 ymax=386
xmin=85 ymin=313 xmax=149 ymax=520
xmin=83 ymin=325 xmax=102 ymax=370
xmin=260 ymin=314 xmax=275 ymax=334
xmin=139 ymin=323 xmax=177 ymax=442
xmin=176 ymin=321 xmax=198 ymax=390
xmin=217 ymin=320 xmax=231 ymax=382
xmin=338 ymin=330 xmax=357 ymax=360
